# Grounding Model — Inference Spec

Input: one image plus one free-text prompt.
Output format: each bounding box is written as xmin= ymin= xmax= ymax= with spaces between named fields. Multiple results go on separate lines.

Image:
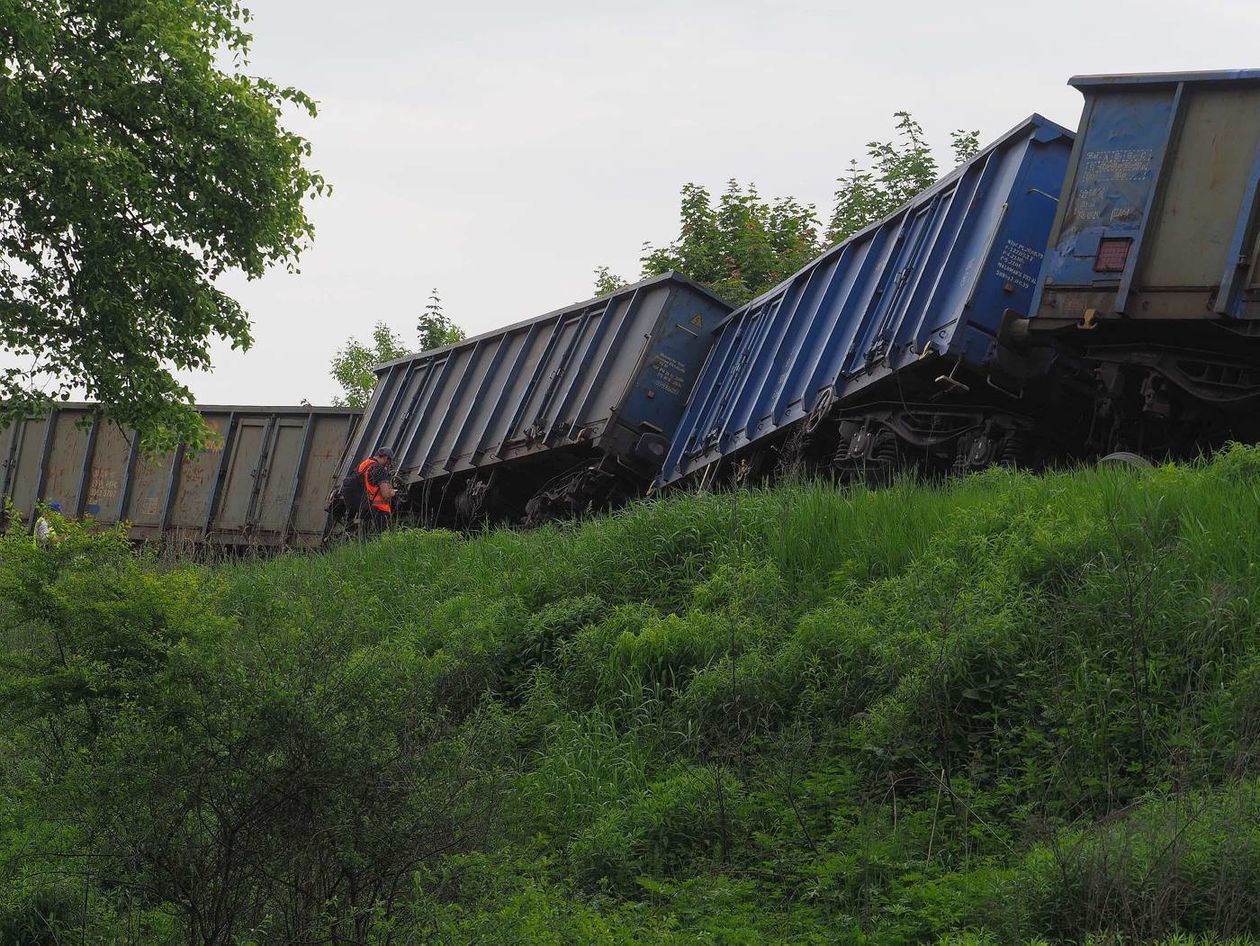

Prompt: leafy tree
xmin=593 ymin=265 xmax=627 ymax=297
xmin=330 ymin=290 xmax=465 ymax=408
xmin=329 ymin=323 xmax=409 ymax=409
xmin=417 ymin=287 xmax=465 ymax=351
xmin=951 ymin=128 xmax=981 ymax=164
xmin=828 ymin=112 xmax=980 ymax=243
xmin=0 ymin=0 xmax=325 ymax=450
xmin=0 ymin=518 xmax=511 ymax=944
xmin=598 ymin=113 xmax=982 ymax=305
xmin=640 ymin=181 xmax=822 ymax=306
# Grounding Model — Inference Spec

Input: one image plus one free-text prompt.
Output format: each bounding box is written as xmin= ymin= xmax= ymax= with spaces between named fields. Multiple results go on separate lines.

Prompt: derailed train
xmin=331 ymin=273 xmax=732 ymax=530
xmin=658 ymin=113 xmax=1080 ymax=489
xmin=0 ymin=404 xmax=359 ymax=548
xmin=346 ymin=68 xmax=1260 ymax=529
xmin=7 ymin=69 xmax=1260 ymax=544
xmin=660 ymin=69 xmax=1260 ymax=490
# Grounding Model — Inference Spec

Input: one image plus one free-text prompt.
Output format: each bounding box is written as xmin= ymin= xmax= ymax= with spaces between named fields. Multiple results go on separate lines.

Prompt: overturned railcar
xmin=1 ymin=404 xmax=360 ymax=550
xmin=1010 ymin=69 xmax=1260 ymax=456
xmin=336 ymin=273 xmax=732 ymax=527
xmin=658 ymin=114 xmax=1076 ymax=488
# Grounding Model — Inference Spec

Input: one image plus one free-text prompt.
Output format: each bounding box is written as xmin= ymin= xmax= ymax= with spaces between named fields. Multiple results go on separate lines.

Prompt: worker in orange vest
xmin=357 ymin=446 xmax=397 ymax=533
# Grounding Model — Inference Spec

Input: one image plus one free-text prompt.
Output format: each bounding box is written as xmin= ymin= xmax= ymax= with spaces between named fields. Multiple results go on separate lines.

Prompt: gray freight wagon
xmin=336 ymin=273 xmax=732 ymax=527
xmin=1 ymin=404 xmax=360 ymax=550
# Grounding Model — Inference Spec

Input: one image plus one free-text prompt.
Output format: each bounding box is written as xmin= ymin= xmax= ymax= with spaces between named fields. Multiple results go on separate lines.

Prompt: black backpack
xmin=337 ymin=465 xmax=367 ymax=512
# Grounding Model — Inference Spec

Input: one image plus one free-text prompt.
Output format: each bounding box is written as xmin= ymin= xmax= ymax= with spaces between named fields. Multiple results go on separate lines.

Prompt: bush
xmin=1022 ymin=782 xmax=1260 ymax=941
xmin=7 ymin=450 xmax=1260 ymax=941
xmin=569 ymin=766 xmax=741 ymax=892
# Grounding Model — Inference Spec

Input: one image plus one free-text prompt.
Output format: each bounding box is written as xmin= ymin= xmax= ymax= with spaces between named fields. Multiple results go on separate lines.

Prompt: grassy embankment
xmin=4 ymin=449 xmax=1260 ymax=943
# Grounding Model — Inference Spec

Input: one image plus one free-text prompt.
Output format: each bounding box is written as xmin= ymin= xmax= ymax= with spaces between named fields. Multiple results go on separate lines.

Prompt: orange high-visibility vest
xmin=357 ymin=458 xmax=391 ymax=513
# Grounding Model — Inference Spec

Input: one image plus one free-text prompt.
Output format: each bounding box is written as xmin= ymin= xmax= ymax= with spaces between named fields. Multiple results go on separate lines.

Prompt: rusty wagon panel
xmin=1032 ymin=69 xmax=1260 ymax=326
xmin=1 ymin=405 xmax=360 ymax=550
xmin=1014 ymin=69 xmax=1260 ymax=457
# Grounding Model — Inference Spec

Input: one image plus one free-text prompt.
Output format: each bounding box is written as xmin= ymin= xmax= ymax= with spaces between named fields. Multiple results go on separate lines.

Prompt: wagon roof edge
xmin=1070 ymin=68 xmax=1260 ymax=90
xmin=708 ymin=112 xmax=1074 ymax=332
xmin=371 ymin=272 xmax=735 ymax=374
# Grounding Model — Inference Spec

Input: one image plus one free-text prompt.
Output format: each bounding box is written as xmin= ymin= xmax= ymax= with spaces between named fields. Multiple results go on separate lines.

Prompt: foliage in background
xmin=593 ymin=265 xmax=628 ymax=297
xmin=639 ymin=181 xmax=821 ymax=307
xmin=417 ymin=287 xmax=465 ymax=351
xmin=329 ymin=288 xmax=465 ymax=408
xmin=828 ymin=113 xmax=980 ymax=243
xmin=329 ymin=322 xmax=409 ymax=409
xmin=7 ymin=451 xmax=1260 ymax=941
xmin=598 ymin=112 xmax=981 ymax=306
xmin=0 ymin=0 xmax=325 ymax=452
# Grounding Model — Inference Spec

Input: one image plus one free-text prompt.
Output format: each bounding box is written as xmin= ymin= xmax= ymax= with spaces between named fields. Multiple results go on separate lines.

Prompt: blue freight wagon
xmin=1010 ymin=70 xmax=1260 ymax=457
xmin=658 ymin=115 xmax=1075 ymax=488
xmin=333 ymin=273 xmax=732 ymax=528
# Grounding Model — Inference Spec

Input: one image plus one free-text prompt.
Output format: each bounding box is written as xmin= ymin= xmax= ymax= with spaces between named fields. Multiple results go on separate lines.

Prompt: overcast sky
xmin=152 ymin=0 xmax=1260 ymax=402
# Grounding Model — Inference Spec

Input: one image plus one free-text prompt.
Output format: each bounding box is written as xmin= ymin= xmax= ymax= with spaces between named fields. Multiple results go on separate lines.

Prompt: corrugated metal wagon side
xmin=1 ymin=405 xmax=360 ymax=551
xmin=659 ymin=114 xmax=1075 ymax=489
xmin=337 ymin=273 xmax=732 ymax=527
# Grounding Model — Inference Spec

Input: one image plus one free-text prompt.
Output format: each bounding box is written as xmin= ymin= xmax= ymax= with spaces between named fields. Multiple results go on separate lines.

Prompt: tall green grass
xmin=7 ymin=447 xmax=1260 ymax=942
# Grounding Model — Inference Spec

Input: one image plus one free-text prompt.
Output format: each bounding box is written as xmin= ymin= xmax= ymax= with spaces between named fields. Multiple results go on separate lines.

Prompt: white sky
xmin=25 ymin=0 xmax=1260 ymax=405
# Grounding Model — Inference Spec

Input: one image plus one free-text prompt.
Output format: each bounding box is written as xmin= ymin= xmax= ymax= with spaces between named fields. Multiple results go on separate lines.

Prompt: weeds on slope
xmin=4 ymin=448 xmax=1260 ymax=942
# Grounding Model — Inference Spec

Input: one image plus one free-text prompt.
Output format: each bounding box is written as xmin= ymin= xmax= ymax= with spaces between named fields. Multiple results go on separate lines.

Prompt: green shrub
xmin=7 ymin=449 xmax=1260 ymax=941
xmin=569 ymin=766 xmax=740 ymax=892
xmin=1022 ymin=782 xmax=1260 ymax=941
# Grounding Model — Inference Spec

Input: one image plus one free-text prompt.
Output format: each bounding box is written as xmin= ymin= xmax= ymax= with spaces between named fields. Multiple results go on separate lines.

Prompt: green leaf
xmin=0 ymin=0 xmax=324 ymax=444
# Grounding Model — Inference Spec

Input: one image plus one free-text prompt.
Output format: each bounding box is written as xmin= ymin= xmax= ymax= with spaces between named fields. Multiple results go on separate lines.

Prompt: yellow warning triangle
xmin=690 ymin=313 xmax=704 ymax=328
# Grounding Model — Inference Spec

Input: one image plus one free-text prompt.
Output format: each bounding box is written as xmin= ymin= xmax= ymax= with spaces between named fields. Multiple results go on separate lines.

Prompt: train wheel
xmin=523 ymin=466 xmax=619 ymax=527
xmin=1097 ymin=451 xmax=1154 ymax=471
xmin=453 ymin=475 xmax=494 ymax=526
